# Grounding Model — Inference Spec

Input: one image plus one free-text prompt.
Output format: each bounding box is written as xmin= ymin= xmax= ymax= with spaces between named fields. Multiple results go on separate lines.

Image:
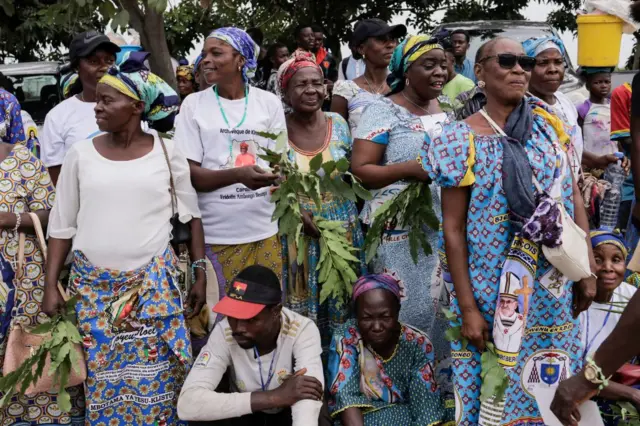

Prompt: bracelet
xmin=12 ymin=213 xmax=21 ymax=235
xmin=190 ymin=259 xmax=208 ymax=285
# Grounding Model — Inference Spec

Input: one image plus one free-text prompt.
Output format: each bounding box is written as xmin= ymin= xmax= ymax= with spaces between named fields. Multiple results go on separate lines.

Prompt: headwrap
xmin=206 ymin=27 xmax=259 ymax=82
xmin=98 ymin=51 xmax=179 ymax=124
xmin=60 ymin=72 xmax=79 ymax=99
xmin=522 ymin=36 xmax=566 ymax=58
xmin=387 ymin=35 xmax=442 ymax=92
xmin=275 ymin=51 xmax=322 ymax=100
xmin=193 ymin=53 xmax=204 ymax=75
xmin=591 ymin=228 xmax=628 ymax=258
xmin=352 ymin=274 xmax=402 ymax=303
xmin=176 ymin=64 xmax=194 ymax=81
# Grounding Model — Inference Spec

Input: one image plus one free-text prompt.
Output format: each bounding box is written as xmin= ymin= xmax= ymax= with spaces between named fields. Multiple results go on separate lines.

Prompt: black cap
xmin=69 ymin=31 xmax=121 ymax=63
xmin=352 ymin=19 xmax=407 ymax=47
xmin=213 ymin=265 xmax=282 ymax=319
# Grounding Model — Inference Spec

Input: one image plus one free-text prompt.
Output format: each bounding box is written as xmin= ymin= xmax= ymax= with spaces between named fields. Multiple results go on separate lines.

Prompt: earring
xmin=238 ymin=65 xmax=242 ymax=72
xmin=478 ymin=80 xmax=486 ymax=88
xmin=405 ymin=78 xmax=410 ymax=87
xmin=362 ymin=54 xmax=366 ymax=60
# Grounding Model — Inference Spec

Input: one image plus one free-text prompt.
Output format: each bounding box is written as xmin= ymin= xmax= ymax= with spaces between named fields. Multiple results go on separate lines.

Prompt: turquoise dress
xmin=421 ymin=98 xmax=582 ymax=425
xmin=285 ymin=112 xmax=366 ymax=350
xmin=327 ymin=319 xmax=444 ymax=425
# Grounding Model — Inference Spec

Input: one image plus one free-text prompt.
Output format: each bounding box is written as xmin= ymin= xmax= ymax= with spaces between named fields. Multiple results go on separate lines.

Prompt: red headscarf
xmin=276 ymin=51 xmax=322 ymax=98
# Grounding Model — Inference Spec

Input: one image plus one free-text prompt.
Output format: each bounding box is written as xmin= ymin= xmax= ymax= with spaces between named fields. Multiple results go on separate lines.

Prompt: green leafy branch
xmin=441 ymin=308 xmax=508 ymax=403
xmin=364 ymin=182 xmax=439 ymax=264
xmin=257 ymin=134 xmax=371 ymax=306
xmin=608 ymin=402 xmax=640 ymax=425
xmin=0 ymin=297 xmax=82 ymax=413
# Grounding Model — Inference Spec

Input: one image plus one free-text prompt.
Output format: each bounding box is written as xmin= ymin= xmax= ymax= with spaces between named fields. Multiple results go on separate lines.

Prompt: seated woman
xmin=580 ymin=229 xmax=640 ymax=425
xmin=327 ymin=274 xmax=444 ymax=425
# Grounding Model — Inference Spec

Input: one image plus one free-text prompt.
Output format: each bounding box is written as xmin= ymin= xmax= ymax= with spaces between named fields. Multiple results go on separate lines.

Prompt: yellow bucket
xmin=577 ymin=14 xmax=623 ymax=67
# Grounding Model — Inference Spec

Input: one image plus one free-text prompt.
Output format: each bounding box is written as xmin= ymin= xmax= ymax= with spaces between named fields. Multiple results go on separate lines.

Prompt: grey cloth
xmin=500 ymin=99 xmax=535 ymax=230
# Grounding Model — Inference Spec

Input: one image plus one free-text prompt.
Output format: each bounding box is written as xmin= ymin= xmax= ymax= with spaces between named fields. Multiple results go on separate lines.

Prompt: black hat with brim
xmin=70 ymin=31 xmax=121 ymax=63
xmin=352 ymin=19 xmax=407 ymax=47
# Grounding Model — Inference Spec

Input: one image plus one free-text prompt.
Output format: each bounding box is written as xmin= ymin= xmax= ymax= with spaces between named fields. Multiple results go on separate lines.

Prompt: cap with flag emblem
xmin=213 ymin=265 xmax=282 ymax=320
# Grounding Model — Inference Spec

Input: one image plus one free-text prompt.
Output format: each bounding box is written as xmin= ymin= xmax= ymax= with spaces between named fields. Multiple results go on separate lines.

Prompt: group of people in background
xmin=0 ymin=9 xmax=639 ymax=426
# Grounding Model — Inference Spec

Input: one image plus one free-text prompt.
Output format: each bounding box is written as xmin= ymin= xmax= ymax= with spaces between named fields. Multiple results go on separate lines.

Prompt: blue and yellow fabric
xmin=206 ymin=27 xmax=259 ymax=82
xmin=70 ymin=247 xmax=190 ymax=425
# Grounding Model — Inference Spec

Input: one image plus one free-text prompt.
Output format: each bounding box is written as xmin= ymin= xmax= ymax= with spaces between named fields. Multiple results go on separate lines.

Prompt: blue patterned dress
xmin=0 ymin=89 xmax=25 ymax=145
xmin=354 ymin=96 xmax=454 ymax=420
xmin=421 ymin=99 xmax=582 ymax=426
xmin=285 ymin=112 xmax=367 ymax=350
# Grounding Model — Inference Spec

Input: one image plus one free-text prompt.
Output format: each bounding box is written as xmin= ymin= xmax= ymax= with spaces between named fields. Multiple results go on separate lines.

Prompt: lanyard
xmin=584 ymin=307 xmax=613 ymax=359
xmin=214 ymin=84 xmax=249 ymax=160
xmin=253 ymin=346 xmax=278 ymax=391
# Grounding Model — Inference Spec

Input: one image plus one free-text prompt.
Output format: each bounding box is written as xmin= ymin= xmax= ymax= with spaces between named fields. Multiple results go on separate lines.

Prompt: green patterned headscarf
xmin=388 ymin=35 xmax=442 ymax=92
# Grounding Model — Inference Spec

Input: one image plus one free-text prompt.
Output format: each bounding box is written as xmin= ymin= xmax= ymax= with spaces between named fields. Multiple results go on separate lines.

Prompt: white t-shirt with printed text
xmin=175 ymin=86 xmax=287 ymax=245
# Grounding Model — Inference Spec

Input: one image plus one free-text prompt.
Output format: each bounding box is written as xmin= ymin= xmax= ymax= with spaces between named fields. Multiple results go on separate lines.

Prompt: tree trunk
xmin=121 ymin=1 xmax=177 ymax=89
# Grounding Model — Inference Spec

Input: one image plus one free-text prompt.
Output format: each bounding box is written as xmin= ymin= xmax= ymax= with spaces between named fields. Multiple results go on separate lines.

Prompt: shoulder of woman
xmin=251 ymin=85 xmax=281 ymax=105
xmin=333 ymin=80 xmax=359 ymax=98
xmin=325 ymin=111 xmax=349 ymax=128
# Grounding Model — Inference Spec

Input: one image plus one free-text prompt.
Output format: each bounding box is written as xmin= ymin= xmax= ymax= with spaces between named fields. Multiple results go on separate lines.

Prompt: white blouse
xmin=48 ymin=134 xmax=201 ymax=271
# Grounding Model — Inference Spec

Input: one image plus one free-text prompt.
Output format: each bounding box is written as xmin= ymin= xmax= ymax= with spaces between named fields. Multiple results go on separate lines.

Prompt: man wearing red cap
xmin=234 ymin=141 xmax=256 ymax=167
xmin=178 ymin=265 xmax=327 ymax=426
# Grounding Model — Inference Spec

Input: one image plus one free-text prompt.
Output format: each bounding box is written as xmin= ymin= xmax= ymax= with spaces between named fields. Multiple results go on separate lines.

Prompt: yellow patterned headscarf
xmin=176 ymin=65 xmax=194 ymax=81
xmin=388 ymin=35 xmax=442 ymax=91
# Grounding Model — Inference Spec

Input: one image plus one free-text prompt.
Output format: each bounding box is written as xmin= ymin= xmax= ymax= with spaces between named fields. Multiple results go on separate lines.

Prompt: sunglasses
xmin=478 ymin=54 xmax=536 ymax=72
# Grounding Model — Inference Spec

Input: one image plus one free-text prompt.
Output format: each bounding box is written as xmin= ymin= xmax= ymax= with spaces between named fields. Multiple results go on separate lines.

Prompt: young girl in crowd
xmin=578 ymin=68 xmax=615 ymax=157
xmin=580 ymin=229 xmax=640 ymax=425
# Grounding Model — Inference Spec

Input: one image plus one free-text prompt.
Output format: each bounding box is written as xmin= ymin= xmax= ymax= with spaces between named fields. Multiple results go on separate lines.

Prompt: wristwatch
xmin=584 ymin=363 xmax=601 ymax=384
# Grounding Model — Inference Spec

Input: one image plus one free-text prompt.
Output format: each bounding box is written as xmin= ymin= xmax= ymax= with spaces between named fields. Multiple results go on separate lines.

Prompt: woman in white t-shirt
xmin=41 ymin=31 xmax=120 ymax=184
xmin=175 ymin=27 xmax=287 ymax=295
xmin=44 ymin=54 xmax=206 ymax=425
xmin=580 ymin=229 xmax=640 ymax=422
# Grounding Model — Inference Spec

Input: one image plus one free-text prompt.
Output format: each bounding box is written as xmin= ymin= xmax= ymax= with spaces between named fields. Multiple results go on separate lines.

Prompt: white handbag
xmin=480 ymin=109 xmax=591 ymax=282
xmin=541 ymin=202 xmax=591 ymax=281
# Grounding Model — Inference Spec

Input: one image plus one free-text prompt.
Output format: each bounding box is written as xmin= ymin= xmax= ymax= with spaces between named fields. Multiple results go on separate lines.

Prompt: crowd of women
xmin=0 ymin=13 xmax=637 ymax=426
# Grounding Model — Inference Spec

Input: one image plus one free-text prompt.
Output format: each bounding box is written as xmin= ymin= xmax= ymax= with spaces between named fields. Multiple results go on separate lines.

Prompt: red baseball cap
xmin=213 ymin=265 xmax=282 ymax=320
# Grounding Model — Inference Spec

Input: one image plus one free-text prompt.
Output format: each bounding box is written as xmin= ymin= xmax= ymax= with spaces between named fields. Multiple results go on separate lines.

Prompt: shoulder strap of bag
xmin=158 ymin=136 xmax=178 ymax=217
xmin=480 ymin=108 xmax=545 ymax=194
xmin=17 ymin=212 xmax=69 ymax=301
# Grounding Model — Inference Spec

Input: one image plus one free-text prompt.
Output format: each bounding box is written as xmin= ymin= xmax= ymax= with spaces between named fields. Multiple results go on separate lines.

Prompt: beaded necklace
xmin=214 ymin=84 xmax=249 ymax=160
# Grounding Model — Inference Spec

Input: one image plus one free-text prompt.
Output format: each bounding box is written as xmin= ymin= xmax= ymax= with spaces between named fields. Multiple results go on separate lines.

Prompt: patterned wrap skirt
xmin=69 ymin=247 xmax=191 ymax=426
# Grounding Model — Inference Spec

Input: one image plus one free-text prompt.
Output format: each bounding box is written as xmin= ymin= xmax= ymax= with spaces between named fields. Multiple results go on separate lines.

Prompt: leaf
xmin=29 ymin=321 xmax=55 ymax=335
xmin=352 ymin=180 xmax=372 ymax=201
xmin=111 ymin=9 xmax=130 ymax=31
xmin=321 ymin=161 xmax=336 ymax=175
xmin=327 ymin=239 xmax=360 ymax=263
xmin=309 ymin=153 xmax=323 ymax=173
xmin=444 ymin=326 xmax=462 ymax=342
xmin=256 ymin=130 xmax=280 ymax=141
xmin=0 ymin=0 xmax=14 ymax=16
xmin=76 ymin=0 xmax=86 ymax=6
xmin=57 ymin=388 xmax=71 ymax=413
xmin=441 ymin=307 xmax=458 ymax=323
xmin=335 ymin=157 xmax=350 ymax=173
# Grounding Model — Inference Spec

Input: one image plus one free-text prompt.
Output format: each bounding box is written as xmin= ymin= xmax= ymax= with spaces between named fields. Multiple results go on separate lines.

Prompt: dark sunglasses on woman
xmin=478 ymin=53 xmax=536 ymax=72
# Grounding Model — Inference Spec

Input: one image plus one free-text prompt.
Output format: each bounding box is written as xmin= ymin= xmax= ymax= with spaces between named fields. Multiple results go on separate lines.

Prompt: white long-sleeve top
xmin=178 ymin=308 xmax=324 ymax=425
xmin=48 ymin=134 xmax=200 ymax=271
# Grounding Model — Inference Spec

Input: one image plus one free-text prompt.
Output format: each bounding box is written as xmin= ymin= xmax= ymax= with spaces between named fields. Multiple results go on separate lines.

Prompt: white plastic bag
xmin=584 ymin=0 xmax=639 ymax=34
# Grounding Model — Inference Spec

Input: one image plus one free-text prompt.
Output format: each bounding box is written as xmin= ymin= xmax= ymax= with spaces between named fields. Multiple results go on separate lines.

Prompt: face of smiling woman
xmin=405 ymin=49 xmax=447 ymax=101
xmin=285 ymin=67 xmax=325 ymax=113
xmin=200 ymin=37 xmax=245 ymax=86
